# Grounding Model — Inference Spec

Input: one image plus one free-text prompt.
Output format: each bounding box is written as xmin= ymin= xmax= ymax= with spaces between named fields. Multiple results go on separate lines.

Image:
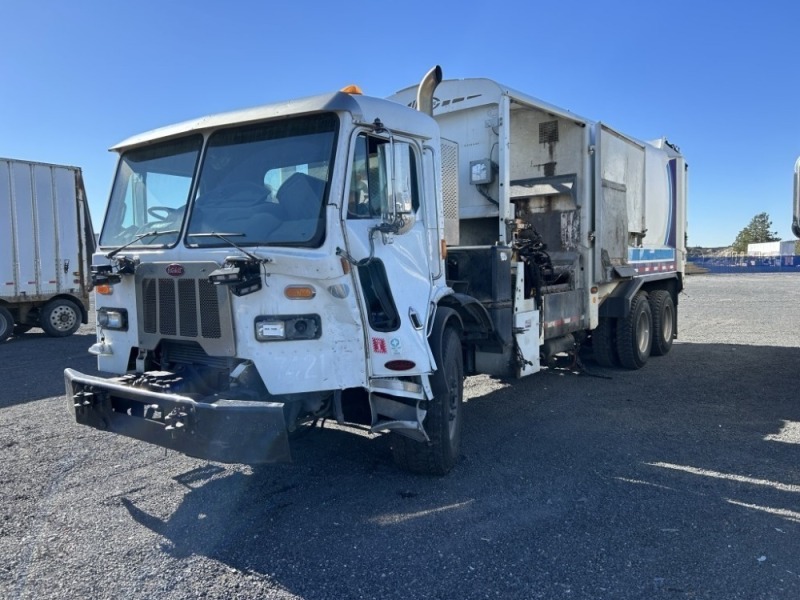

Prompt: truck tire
xmin=0 ymin=307 xmax=13 ymax=343
xmin=616 ymin=291 xmax=652 ymax=369
xmin=592 ymin=317 xmax=619 ymax=367
xmin=40 ymin=299 xmax=81 ymax=337
xmin=648 ymin=290 xmax=675 ymax=357
xmin=392 ymin=326 xmax=464 ymax=475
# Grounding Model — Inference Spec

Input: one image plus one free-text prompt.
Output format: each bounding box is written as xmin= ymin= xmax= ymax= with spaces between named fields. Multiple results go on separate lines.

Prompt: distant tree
xmin=731 ymin=212 xmax=780 ymax=254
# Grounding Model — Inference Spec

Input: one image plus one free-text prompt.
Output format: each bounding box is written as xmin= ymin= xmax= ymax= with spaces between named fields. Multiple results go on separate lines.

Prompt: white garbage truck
xmin=1 ymin=158 xmax=95 ymax=342
xmin=65 ymin=67 xmax=687 ymax=474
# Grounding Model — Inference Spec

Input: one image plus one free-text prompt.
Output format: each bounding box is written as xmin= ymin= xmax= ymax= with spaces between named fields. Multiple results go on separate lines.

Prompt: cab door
xmin=343 ymin=132 xmax=437 ymax=378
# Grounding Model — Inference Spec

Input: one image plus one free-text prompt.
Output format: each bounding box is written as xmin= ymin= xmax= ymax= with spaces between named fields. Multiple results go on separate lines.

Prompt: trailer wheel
xmin=592 ymin=317 xmax=619 ymax=367
xmin=0 ymin=307 xmax=13 ymax=343
xmin=392 ymin=326 xmax=464 ymax=475
xmin=40 ymin=299 xmax=81 ymax=337
xmin=648 ymin=290 xmax=675 ymax=357
xmin=616 ymin=291 xmax=652 ymax=369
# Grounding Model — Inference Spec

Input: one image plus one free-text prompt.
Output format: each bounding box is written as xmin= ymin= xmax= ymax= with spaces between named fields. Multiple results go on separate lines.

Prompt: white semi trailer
xmin=65 ymin=67 xmax=687 ymax=474
xmin=1 ymin=158 xmax=94 ymax=342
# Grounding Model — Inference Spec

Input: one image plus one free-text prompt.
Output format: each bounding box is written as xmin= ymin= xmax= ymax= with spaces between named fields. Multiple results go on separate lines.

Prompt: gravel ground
xmin=1 ymin=273 xmax=800 ymax=599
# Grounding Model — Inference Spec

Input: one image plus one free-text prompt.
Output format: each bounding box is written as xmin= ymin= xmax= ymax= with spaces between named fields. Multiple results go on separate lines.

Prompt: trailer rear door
xmin=0 ymin=160 xmax=86 ymax=300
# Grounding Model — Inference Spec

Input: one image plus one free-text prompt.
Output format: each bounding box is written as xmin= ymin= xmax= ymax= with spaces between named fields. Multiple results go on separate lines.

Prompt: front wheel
xmin=616 ymin=291 xmax=652 ymax=370
xmin=392 ymin=326 xmax=464 ymax=475
xmin=40 ymin=299 xmax=81 ymax=337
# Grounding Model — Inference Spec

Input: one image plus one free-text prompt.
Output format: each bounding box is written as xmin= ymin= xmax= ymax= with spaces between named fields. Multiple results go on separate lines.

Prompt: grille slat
xmin=178 ymin=279 xmax=198 ymax=337
xmin=142 ymin=279 xmax=157 ymax=333
xmin=158 ymin=278 xmax=177 ymax=335
xmin=199 ymin=279 xmax=221 ymax=338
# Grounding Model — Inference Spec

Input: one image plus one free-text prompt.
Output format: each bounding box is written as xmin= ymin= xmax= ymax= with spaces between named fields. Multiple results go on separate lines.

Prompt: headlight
xmin=97 ymin=308 xmax=128 ymax=331
xmin=255 ymin=314 xmax=321 ymax=342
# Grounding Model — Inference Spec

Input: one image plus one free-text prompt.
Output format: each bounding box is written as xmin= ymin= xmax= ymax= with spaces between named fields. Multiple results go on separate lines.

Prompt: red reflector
xmin=385 ymin=360 xmax=416 ymax=371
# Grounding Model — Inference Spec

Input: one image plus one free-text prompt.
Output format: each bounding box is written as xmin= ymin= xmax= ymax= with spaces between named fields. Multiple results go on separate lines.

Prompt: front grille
xmin=142 ymin=277 xmax=221 ymax=338
xmin=136 ymin=262 xmax=235 ymax=357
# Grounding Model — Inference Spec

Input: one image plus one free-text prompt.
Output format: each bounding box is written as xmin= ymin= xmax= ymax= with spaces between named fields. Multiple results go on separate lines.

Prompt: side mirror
xmin=379 ymin=141 xmax=416 ymax=235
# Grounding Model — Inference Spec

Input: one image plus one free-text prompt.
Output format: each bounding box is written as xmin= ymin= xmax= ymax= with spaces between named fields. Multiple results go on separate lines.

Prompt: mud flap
xmin=64 ymin=368 xmax=291 ymax=464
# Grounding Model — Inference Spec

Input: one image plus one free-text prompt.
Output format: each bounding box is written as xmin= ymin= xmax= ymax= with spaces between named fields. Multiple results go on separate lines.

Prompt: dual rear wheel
xmin=593 ymin=289 xmax=675 ymax=369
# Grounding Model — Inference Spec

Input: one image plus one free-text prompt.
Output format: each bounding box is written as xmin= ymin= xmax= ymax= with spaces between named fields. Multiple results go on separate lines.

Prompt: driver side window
xmin=347 ymin=134 xmax=420 ymax=220
xmin=348 ymin=134 xmax=384 ymax=219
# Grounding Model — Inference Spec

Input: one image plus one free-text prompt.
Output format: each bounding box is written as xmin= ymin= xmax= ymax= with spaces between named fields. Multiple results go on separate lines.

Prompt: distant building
xmin=747 ymin=241 xmax=797 ymax=256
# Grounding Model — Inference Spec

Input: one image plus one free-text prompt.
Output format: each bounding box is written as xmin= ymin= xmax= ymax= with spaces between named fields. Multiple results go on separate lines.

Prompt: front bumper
xmin=64 ymin=368 xmax=291 ymax=464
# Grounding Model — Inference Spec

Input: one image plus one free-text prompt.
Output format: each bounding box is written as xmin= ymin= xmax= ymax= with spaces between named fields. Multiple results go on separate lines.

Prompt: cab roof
xmin=111 ymin=90 xmax=438 ymax=153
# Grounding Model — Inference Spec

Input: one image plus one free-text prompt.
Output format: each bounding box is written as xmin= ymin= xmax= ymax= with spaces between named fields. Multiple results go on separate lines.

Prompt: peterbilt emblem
xmin=166 ymin=264 xmax=185 ymax=277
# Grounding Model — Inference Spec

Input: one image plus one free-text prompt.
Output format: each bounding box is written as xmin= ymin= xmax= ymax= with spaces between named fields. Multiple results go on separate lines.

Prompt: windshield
xmin=187 ymin=113 xmax=337 ymax=248
xmin=99 ymin=136 xmax=202 ymax=248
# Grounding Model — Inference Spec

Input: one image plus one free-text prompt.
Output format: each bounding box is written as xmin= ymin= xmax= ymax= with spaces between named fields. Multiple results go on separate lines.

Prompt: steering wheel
xmin=148 ymin=206 xmax=181 ymax=221
xmin=198 ymin=182 xmax=270 ymax=206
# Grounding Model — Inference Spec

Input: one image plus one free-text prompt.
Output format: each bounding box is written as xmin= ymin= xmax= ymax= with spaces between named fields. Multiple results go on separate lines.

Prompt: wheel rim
xmin=0 ymin=316 xmax=10 ymax=338
xmin=49 ymin=305 xmax=77 ymax=331
xmin=636 ymin=310 xmax=651 ymax=354
xmin=446 ymin=371 xmax=459 ymax=440
xmin=662 ymin=305 xmax=674 ymax=341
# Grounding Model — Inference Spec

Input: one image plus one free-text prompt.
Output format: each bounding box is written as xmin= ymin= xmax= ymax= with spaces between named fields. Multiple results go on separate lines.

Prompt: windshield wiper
xmin=187 ymin=232 xmax=272 ymax=263
xmin=105 ymin=229 xmax=180 ymax=259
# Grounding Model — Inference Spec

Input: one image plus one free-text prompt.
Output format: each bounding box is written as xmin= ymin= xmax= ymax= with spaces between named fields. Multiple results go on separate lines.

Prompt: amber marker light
xmin=95 ymin=284 xmax=113 ymax=295
xmin=284 ymin=285 xmax=316 ymax=300
xmin=340 ymin=84 xmax=363 ymax=95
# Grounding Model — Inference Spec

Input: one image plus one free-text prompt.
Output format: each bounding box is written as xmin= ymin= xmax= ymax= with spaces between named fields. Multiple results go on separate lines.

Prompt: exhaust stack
xmin=794 ymin=156 xmax=800 ymax=239
xmin=416 ymin=65 xmax=442 ymax=116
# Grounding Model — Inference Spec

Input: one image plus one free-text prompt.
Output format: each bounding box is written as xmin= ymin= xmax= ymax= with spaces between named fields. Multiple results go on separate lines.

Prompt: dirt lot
xmin=1 ymin=274 xmax=799 ymax=599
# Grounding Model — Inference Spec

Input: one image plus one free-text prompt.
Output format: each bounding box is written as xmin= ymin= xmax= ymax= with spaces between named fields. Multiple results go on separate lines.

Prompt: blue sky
xmin=1 ymin=0 xmax=798 ymax=247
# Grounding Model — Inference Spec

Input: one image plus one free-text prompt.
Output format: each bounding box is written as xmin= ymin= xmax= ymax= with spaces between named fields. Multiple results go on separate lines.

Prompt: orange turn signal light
xmin=95 ymin=284 xmax=113 ymax=295
xmin=284 ymin=285 xmax=316 ymax=299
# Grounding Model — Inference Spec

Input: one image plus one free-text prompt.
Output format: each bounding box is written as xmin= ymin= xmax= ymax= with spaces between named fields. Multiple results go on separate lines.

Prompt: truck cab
xmin=67 ymin=72 xmax=467 ymax=473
